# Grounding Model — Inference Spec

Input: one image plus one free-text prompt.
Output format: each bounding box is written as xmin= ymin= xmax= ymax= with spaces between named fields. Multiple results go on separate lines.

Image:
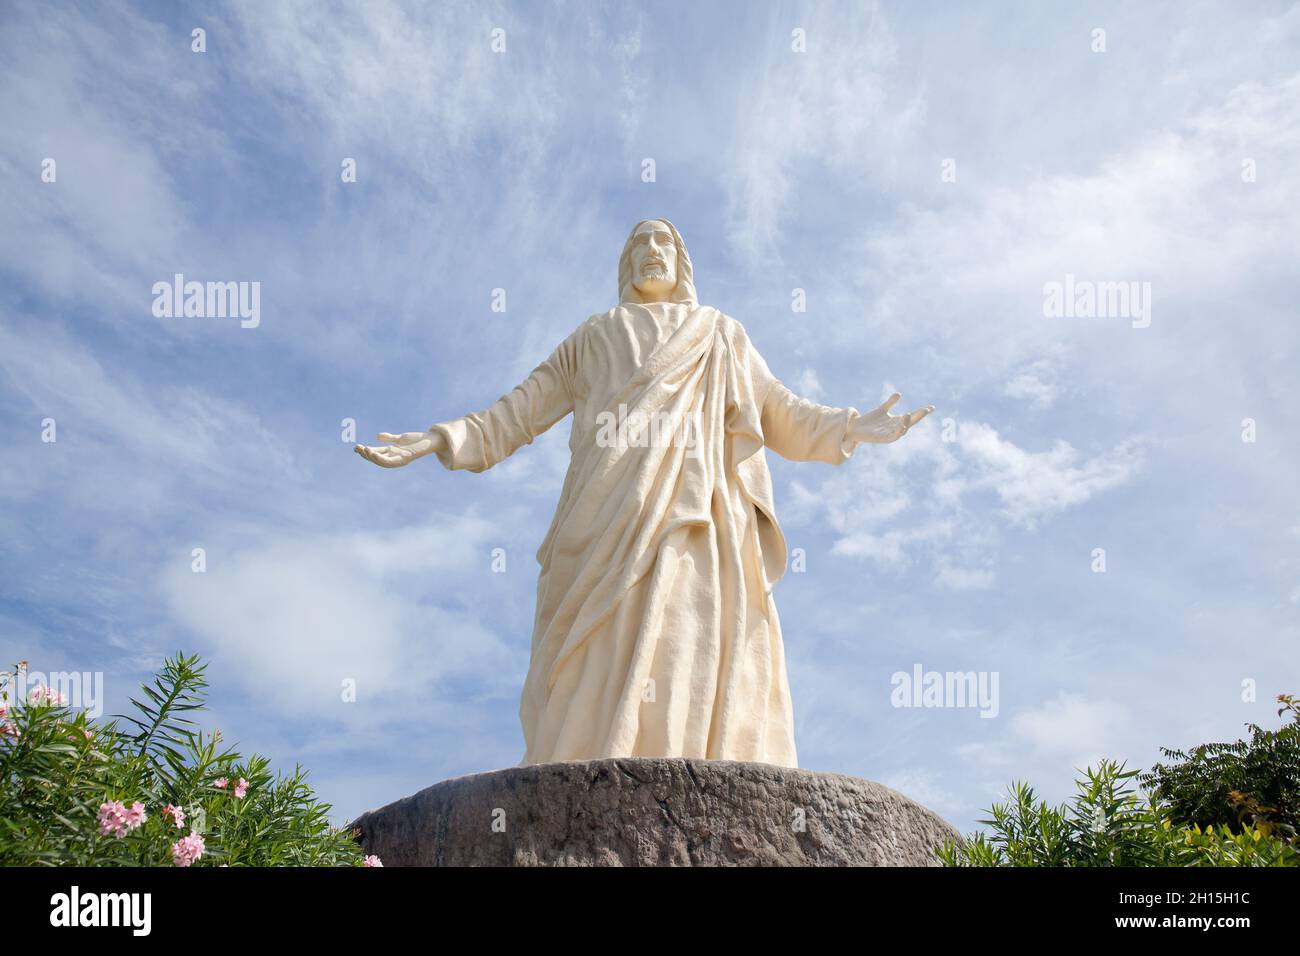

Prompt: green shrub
xmin=0 ymin=654 xmax=374 ymax=867
xmin=937 ymin=760 xmax=1297 ymax=867
xmin=1138 ymin=694 xmax=1299 ymax=840
xmin=939 ymin=698 xmax=1300 ymax=867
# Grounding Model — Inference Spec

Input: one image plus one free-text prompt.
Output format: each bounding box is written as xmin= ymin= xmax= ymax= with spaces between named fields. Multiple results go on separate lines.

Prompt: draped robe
xmin=430 ymin=302 xmax=860 ymax=768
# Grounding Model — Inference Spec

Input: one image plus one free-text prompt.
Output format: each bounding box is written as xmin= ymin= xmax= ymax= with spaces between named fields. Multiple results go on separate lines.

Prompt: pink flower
xmin=97 ymin=799 xmax=146 ymax=838
xmin=213 ymin=777 xmax=228 ymax=790
xmin=171 ymin=833 xmax=205 ymax=867
xmin=0 ymin=702 xmax=8 ymax=718
xmin=28 ymin=687 xmax=66 ymax=706
xmin=97 ymin=801 xmax=122 ymax=836
xmin=98 ymin=801 xmax=127 ymax=838
xmin=98 ymin=801 xmax=127 ymax=837
xmin=124 ymin=801 xmax=147 ymax=828
xmin=162 ymin=804 xmax=185 ymax=829
xmin=363 ymin=855 xmax=383 ymax=867
xmin=0 ymin=721 xmax=17 ymax=738
xmin=233 ymin=778 xmax=248 ymax=800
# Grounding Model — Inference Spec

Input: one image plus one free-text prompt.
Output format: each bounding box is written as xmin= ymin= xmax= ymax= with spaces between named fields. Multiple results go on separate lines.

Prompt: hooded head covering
xmin=618 ymin=218 xmax=698 ymax=307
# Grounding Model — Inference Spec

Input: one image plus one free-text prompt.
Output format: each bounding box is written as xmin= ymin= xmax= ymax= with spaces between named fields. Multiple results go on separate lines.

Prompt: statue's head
xmin=618 ymin=218 xmax=697 ymax=306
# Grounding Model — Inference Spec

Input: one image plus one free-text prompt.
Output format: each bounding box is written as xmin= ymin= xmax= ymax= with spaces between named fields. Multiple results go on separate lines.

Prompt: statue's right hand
xmin=354 ymin=430 xmax=443 ymax=469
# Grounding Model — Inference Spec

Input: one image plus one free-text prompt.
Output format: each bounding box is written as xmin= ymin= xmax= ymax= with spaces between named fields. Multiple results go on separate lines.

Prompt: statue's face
xmin=629 ymin=220 xmax=678 ymax=301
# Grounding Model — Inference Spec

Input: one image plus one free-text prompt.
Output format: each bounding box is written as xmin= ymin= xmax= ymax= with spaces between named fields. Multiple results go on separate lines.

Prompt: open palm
xmin=847 ymin=393 xmax=935 ymax=445
xmin=354 ymin=431 xmax=442 ymax=468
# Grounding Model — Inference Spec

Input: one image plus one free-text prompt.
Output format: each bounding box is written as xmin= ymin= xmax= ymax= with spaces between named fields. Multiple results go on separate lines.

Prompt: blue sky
xmin=1 ymin=0 xmax=1298 ymax=836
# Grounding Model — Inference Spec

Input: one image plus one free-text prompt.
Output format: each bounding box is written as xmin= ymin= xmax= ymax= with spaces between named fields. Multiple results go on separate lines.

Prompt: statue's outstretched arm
xmin=356 ymin=329 xmax=579 ymax=473
xmin=748 ymin=337 xmax=933 ymax=463
xmin=760 ymin=375 xmax=862 ymax=464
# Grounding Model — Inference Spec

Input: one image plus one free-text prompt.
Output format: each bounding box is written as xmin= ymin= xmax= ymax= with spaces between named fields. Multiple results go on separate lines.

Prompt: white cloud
xmin=957 ymin=423 xmax=1142 ymax=528
xmin=0 ymin=322 xmax=300 ymax=506
xmin=853 ymin=72 xmax=1300 ymax=401
xmin=879 ymin=767 xmax=961 ymax=816
xmin=722 ymin=4 xmax=925 ymax=260
xmin=159 ymin=515 xmax=525 ymax=725
xmin=795 ymin=367 xmax=824 ymax=399
xmin=788 ymin=416 xmax=1140 ymax=581
xmin=1009 ymin=692 xmax=1130 ymax=773
xmin=1003 ymin=359 xmax=1060 ymax=409
xmin=0 ymin=4 xmax=215 ymax=312
xmin=935 ymin=565 xmax=995 ymax=592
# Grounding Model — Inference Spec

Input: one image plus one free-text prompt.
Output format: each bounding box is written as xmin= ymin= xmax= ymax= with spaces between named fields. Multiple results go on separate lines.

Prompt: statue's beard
xmin=639 ymin=261 xmax=669 ymax=281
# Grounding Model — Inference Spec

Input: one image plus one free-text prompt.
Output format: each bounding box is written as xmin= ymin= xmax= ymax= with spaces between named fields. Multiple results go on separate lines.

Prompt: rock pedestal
xmin=349 ymin=758 xmax=962 ymax=866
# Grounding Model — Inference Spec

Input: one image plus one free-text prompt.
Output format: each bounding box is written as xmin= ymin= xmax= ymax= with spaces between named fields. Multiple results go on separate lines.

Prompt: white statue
xmin=356 ymin=219 xmax=933 ymax=767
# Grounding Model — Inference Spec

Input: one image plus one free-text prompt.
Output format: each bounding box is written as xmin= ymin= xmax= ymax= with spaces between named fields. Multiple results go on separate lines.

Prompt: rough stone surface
xmin=349 ymin=758 xmax=963 ymax=866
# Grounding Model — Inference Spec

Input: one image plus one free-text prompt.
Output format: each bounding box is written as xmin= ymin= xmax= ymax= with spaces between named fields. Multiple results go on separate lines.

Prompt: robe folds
xmin=430 ymin=302 xmax=860 ymax=767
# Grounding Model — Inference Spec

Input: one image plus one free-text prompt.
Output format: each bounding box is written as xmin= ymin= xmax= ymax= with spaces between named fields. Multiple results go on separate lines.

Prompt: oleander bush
xmin=0 ymin=653 xmax=375 ymax=867
xmin=939 ymin=696 xmax=1299 ymax=867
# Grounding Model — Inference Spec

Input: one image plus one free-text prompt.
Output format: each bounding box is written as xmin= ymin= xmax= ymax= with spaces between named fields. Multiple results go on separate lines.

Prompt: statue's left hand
xmin=847 ymin=393 xmax=935 ymax=445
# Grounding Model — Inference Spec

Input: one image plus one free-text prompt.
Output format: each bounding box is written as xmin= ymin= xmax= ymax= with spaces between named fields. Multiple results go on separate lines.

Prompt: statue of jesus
xmin=356 ymin=219 xmax=933 ymax=768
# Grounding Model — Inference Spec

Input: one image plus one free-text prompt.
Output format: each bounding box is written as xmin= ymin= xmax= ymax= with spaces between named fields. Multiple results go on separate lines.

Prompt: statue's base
xmin=348 ymin=757 xmax=962 ymax=866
